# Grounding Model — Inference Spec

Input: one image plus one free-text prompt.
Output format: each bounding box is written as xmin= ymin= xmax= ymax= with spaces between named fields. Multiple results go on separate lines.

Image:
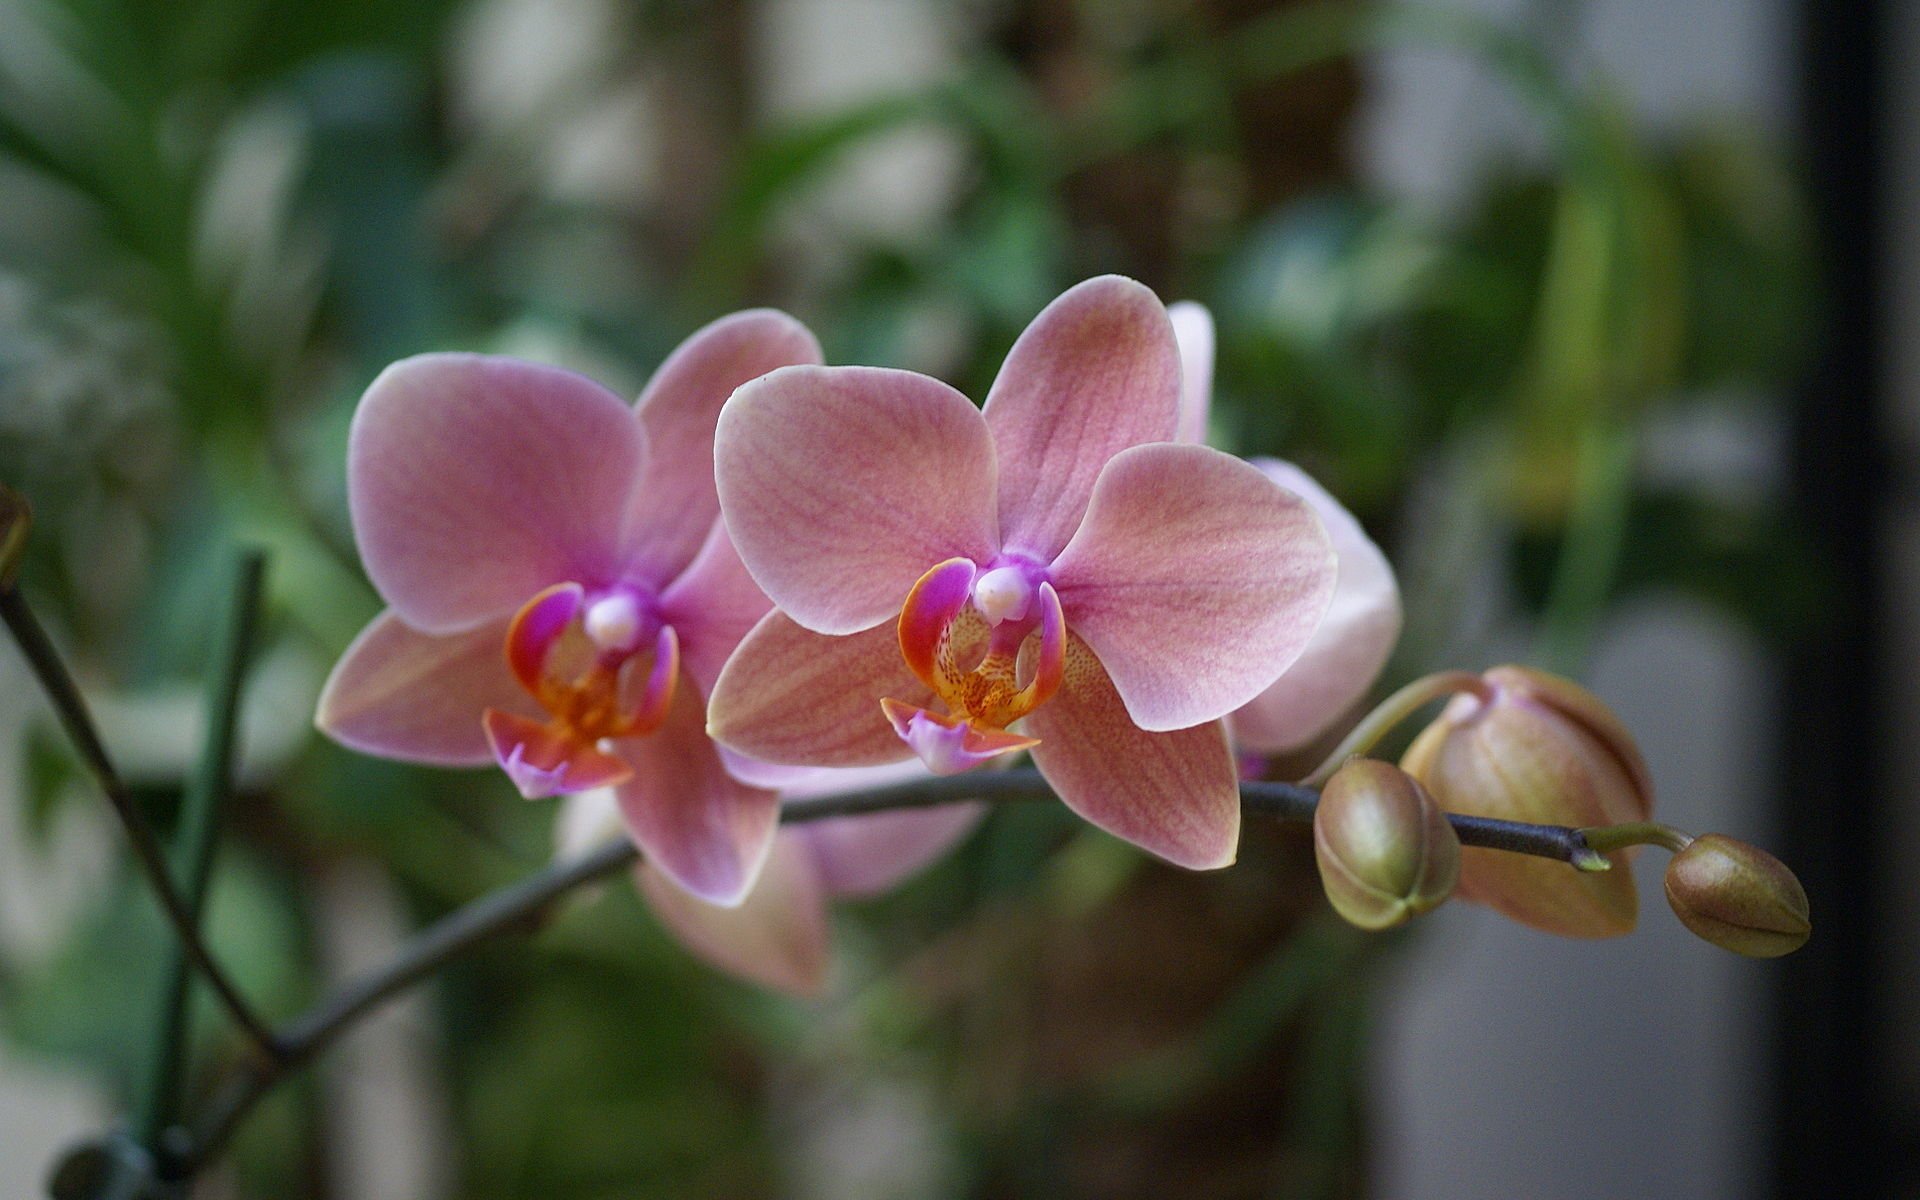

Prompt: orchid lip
xmin=887 ymin=558 xmax=1066 ymax=758
xmin=487 ymin=580 xmax=682 ymax=799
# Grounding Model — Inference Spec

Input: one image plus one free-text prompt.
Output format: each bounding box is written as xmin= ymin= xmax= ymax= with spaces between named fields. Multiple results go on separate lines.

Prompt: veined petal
xmin=637 ymin=834 xmax=830 ymax=996
xmin=706 ymin=613 xmax=929 ymax=769
xmin=658 ymin=518 xmax=773 ymax=700
xmin=316 ymin=611 xmax=534 ymax=765
xmin=1229 ymin=459 xmax=1402 ymax=754
xmin=349 ymin=354 xmax=646 ymax=632
xmin=798 ymin=801 xmax=986 ymax=898
xmin=625 ymin=310 xmax=823 ymax=581
xmin=1026 ymin=636 xmax=1239 ymax=869
xmin=1168 ymin=300 xmax=1214 ymax=446
xmin=614 ymin=684 xmax=780 ymax=905
xmin=984 ymin=276 xmax=1181 ymax=560
xmin=716 ymin=365 xmax=999 ymax=635
xmin=1050 ymin=443 xmax=1336 ymax=732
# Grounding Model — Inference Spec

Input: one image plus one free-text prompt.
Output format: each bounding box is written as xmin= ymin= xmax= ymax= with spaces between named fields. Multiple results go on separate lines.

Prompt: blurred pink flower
xmin=558 ymin=764 xmax=984 ymax=996
xmin=316 ymin=311 xmax=820 ymax=904
xmin=708 ymin=276 xmax=1337 ymax=870
xmin=1167 ymin=301 xmax=1403 ymax=755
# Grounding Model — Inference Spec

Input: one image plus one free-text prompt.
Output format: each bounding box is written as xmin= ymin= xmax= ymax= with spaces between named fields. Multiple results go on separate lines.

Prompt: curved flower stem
xmin=1298 ymin=671 xmax=1494 ymax=787
xmin=163 ymin=769 xmax=1605 ymax=1175
xmin=1579 ymin=821 xmax=1694 ymax=856
xmin=0 ymin=582 xmax=281 ymax=1060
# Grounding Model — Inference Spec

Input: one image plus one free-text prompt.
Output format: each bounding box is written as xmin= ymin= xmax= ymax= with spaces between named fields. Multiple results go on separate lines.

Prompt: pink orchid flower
xmin=558 ymin=763 xmax=983 ymax=995
xmin=1167 ymin=301 xmax=1404 ymax=755
xmin=706 ymin=276 xmax=1338 ymax=869
xmin=316 ymin=311 xmax=821 ymax=904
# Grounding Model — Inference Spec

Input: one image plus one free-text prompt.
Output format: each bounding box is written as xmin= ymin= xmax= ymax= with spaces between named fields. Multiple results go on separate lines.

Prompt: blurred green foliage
xmin=0 ymin=0 xmax=1815 ymax=1196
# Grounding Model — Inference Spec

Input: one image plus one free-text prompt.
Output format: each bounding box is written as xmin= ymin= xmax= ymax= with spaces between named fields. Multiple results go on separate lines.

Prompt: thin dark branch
xmin=0 ymin=584 xmax=282 ymax=1058
xmin=139 ymin=550 xmax=268 ymax=1143
xmin=167 ymin=768 xmax=1601 ymax=1171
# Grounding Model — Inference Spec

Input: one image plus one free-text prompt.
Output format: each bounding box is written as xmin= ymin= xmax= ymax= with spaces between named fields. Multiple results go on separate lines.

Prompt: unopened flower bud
xmin=0 ymin=484 xmax=29 ymax=591
xmin=1314 ymin=759 xmax=1460 ymax=930
xmin=1401 ymin=665 xmax=1652 ymax=938
xmin=1664 ymin=834 xmax=1810 ymax=958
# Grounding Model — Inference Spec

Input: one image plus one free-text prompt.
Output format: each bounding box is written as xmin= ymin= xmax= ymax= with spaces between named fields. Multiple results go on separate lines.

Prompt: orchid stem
xmin=1299 ymin=671 xmax=1493 ymax=787
xmin=160 ymin=769 xmax=1604 ymax=1175
xmin=1579 ymin=821 xmax=1694 ymax=857
xmin=138 ymin=550 xmax=267 ymax=1146
xmin=0 ymin=581 xmax=281 ymax=1061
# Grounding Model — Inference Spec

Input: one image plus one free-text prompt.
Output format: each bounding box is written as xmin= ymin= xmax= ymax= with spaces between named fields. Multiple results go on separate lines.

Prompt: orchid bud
xmin=1400 ymin=665 xmax=1652 ymax=938
xmin=1664 ymin=834 xmax=1810 ymax=957
xmin=1314 ymin=759 xmax=1460 ymax=930
xmin=0 ymin=484 xmax=29 ymax=591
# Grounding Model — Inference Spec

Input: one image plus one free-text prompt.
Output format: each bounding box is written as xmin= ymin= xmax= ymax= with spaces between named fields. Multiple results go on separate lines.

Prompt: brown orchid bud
xmin=1314 ymin=759 xmax=1460 ymax=931
xmin=1400 ymin=666 xmax=1652 ymax=938
xmin=0 ymin=484 xmax=28 ymax=591
xmin=1664 ymin=834 xmax=1810 ymax=957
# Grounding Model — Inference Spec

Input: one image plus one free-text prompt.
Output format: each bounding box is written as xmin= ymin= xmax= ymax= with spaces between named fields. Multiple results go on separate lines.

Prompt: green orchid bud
xmin=1314 ymin=759 xmax=1460 ymax=931
xmin=1664 ymin=834 xmax=1810 ymax=958
xmin=1401 ymin=665 xmax=1652 ymax=939
xmin=0 ymin=484 xmax=28 ymax=591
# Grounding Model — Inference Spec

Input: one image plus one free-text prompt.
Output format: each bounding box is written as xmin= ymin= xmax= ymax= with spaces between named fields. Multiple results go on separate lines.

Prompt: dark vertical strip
xmin=1779 ymin=0 xmax=1890 ymax=1195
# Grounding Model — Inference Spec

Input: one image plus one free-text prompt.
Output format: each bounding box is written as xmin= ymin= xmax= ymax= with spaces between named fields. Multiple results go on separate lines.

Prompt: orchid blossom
xmin=1166 ymin=301 xmax=1403 ymax=755
xmin=316 ymin=312 xmax=820 ymax=904
xmin=707 ymin=276 xmax=1338 ymax=869
xmin=559 ymin=764 xmax=983 ymax=995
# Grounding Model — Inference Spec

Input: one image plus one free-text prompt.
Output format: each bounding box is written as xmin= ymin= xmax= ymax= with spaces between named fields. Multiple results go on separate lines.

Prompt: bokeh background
xmin=0 ymin=0 xmax=1903 ymax=1196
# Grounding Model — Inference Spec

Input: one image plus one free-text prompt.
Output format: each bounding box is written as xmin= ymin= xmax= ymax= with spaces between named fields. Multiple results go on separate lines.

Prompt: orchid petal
xmin=706 ymin=613 xmax=929 ymax=769
xmin=317 ymin=611 xmax=535 ymax=765
xmin=624 ymin=310 xmax=823 ymax=581
xmin=798 ymin=800 xmax=986 ymax=898
xmin=1026 ymin=636 xmax=1239 ymax=869
xmin=638 ymin=835 xmax=829 ymax=995
xmin=1050 ymin=442 xmax=1336 ymax=732
xmin=1168 ymin=300 xmax=1214 ymax=446
xmin=984 ymin=276 xmax=1181 ymax=560
xmin=715 ymin=365 xmax=999 ymax=634
xmin=348 ymin=354 xmax=646 ymax=632
xmin=614 ymin=684 xmax=780 ymax=905
xmin=657 ymin=518 xmax=772 ymax=700
xmin=1229 ymin=459 xmax=1402 ymax=753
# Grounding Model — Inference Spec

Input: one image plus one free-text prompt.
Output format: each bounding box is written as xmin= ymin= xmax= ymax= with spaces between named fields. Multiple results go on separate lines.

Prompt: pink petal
xmin=1049 ymin=442 xmax=1336 ymax=732
xmin=983 ymin=276 xmax=1181 ymax=561
xmin=637 ymin=835 xmax=830 ymax=996
xmin=715 ymin=365 xmax=1000 ymax=635
xmin=1026 ymin=637 xmax=1239 ymax=869
xmin=614 ymin=683 xmax=780 ymax=905
xmin=316 ymin=611 xmax=536 ymax=765
xmin=1229 ymin=460 xmax=1402 ymax=753
xmin=797 ymin=801 xmax=986 ymax=898
xmin=349 ymin=354 xmax=647 ymax=632
xmin=658 ymin=518 xmax=773 ymax=700
xmin=706 ymin=613 xmax=929 ymax=769
xmin=1168 ymin=300 xmax=1214 ymax=445
xmin=624 ymin=310 xmax=823 ymax=582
